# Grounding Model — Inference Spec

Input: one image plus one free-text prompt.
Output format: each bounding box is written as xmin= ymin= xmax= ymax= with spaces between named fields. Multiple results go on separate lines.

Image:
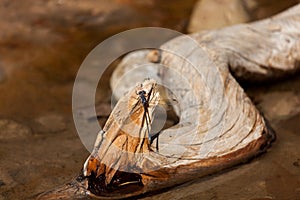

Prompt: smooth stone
xmin=258 ymin=91 xmax=300 ymax=121
xmin=0 ymin=119 xmax=31 ymax=139
xmin=0 ymin=168 xmax=16 ymax=191
xmin=0 ymin=64 xmax=6 ymax=83
xmin=35 ymin=114 xmax=66 ymax=133
xmin=0 ymin=180 xmax=5 ymax=187
xmin=95 ymin=103 xmax=112 ymax=117
xmin=188 ymin=0 xmax=250 ymax=33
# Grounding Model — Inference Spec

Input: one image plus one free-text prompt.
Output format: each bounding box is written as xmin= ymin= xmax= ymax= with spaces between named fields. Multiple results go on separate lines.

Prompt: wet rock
xmin=293 ymin=159 xmax=300 ymax=167
xmin=0 ymin=119 xmax=31 ymax=139
xmin=0 ymin=65 xmax=5 ymax=83
xmin=95 ymin=103 xmax=112 ymax=117
xmin=0 ymin=180 xmax=5 ymax=187
xmin=35 ymin=114 xmax=66 ymax=133
xmin=250 ymin=197 xmax=273 ymax=200
xmin=188 ymin=0 xmax=299 ymax=33
xmin=188 ymin=0 xmax=250 ymax=32
xmin=243 ymin=0 xmax=299 ymax=20
xmin=258 ymin=91 xmax=300 ymax=121
xmin=0 ymin=168 xmax=16 ymax=191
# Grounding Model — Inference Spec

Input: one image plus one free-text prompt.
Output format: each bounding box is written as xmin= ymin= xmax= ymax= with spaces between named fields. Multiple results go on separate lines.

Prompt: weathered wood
xmin=37 ymin=4 xmax=300 ymax=200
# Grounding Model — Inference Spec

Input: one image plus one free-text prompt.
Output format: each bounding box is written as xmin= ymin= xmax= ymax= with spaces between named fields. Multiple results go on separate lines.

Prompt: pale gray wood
xmin=37 ymin=4 xmax=300 ymax=200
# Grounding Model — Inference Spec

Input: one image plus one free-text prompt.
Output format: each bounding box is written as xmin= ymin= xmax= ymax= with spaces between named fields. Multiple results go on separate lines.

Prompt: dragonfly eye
xmin=138 ymin=90 xmax=146 ymax=96
xmin=138 ymin=90 xmax=148 ymax=105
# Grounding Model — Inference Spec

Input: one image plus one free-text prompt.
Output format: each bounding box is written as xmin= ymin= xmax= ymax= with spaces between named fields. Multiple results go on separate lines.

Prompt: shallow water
xmin=0 ymin=1 xmax=299 ymax=200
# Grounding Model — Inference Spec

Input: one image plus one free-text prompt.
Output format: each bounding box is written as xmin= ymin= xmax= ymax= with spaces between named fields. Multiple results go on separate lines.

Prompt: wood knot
xmin=147 ymin=49 xmax=161 ymax=63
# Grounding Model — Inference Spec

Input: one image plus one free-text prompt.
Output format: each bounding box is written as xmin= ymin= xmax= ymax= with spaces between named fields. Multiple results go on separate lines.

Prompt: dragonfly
xmin=136 ymin=85 xmax=179 ymax=151
xmin=137 ymin=88 xmax=156 ymax=148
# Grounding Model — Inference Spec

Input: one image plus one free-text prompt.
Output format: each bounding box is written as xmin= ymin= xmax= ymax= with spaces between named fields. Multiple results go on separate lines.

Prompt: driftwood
xmin=37 ymin=4 xmax=300 ymax=200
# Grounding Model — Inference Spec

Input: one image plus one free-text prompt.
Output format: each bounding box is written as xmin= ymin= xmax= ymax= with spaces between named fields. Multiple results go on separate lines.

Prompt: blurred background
xmin=0 ymin=0 xmax=299 ymax=199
